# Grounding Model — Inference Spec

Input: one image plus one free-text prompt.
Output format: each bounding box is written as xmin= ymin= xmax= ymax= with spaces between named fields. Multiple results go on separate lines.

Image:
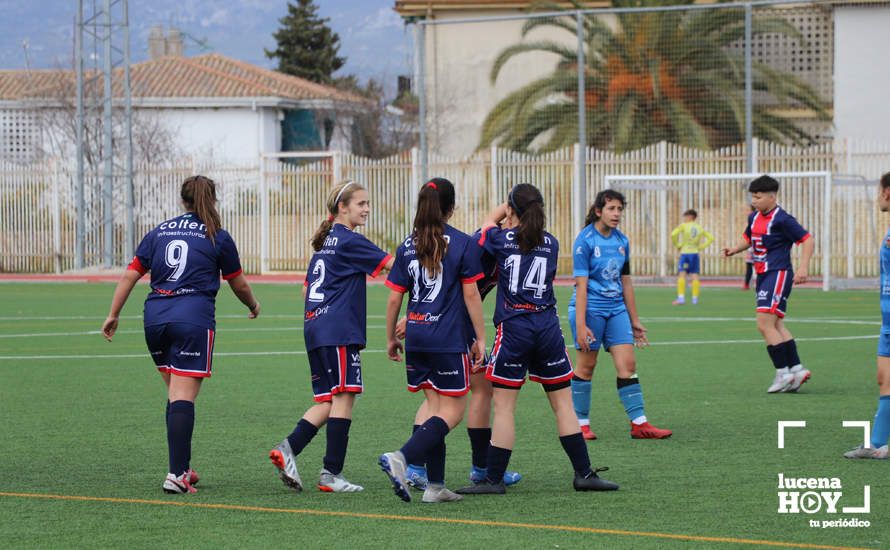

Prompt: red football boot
xmin=630 ymin=422 xmax=672 ymax=439
xmin=580 ymin=424 xmax=598 ymax=440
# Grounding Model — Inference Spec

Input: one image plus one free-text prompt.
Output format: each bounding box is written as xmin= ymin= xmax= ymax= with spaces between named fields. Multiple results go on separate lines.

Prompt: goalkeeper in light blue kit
xmin=845 ymin=171 xmax=890 ymax=459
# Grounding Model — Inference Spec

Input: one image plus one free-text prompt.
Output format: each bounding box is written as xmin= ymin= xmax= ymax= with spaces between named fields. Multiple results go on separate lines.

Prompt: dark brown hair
xmin=311 ymin=180 xmax=366 ymax=251
xmin=881 ymin=172 xmax=890 ymax=189
xmin=509 ymin=183 xmax=545 ymax=254
xmin=585 ymin=189 xmax=626 ymax=226
xmin=749 ymin=175 xmax=780 ymax=193
xmin=413 ymin=177 xmax=455 ymax=277
xmin=181 ymin=175 xmax=221 ymax=243
xmin=683 ymin=209 xmax=697 ymax=218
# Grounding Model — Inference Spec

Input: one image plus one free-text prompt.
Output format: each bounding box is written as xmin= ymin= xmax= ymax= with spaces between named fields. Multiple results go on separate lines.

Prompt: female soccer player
xmin=723 ymin=175 xmax=814 ymax=393
xmin=269 ymin=180 xmax=393 ymax=493
xmin=845 ymin=171 xmax=890 ymax=459
xmin=378 ymin=178 xmax=487 ymax=503
xmin=457 ymin=184 xmax=619 ymax=495
xmin=102 ymin=175 xmax=261 ymax=494
xmin=401 ymin=210 xmax=521 ymax=491
xmin=569 ymin=189 xmax=672 ymax=440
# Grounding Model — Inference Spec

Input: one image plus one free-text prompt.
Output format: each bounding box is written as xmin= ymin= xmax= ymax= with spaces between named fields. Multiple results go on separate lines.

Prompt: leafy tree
xmin=265 ymin=0 xmax=345 ymax=84
xmin=480 ymin=0 xmax=830 ymax=152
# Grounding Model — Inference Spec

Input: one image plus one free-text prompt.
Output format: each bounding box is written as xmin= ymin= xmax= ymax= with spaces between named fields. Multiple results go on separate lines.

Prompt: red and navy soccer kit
xmin=385 ymin=225 xmax=484 ymax=396
xmin=743 ymin=206 xmax=810 ymax=317
xmin=479 ymin=226 xmax=573 ymax=388
xmin=303 ymin=223 xmax=392 ymax=402
xmin=129 ymin=213 xmax=243 ymax=377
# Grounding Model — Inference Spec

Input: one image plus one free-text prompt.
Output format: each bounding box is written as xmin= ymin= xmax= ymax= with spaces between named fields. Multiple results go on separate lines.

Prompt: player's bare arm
xmin=102 ymin=268 xmax=143 ymax=341
xmin=794 ymin=235 xmax=815 ymax=284
xmin=622 ymin=275 xmax=648 ymax=348
xmin=482 ymin=202 xmax=509 ymax=229
xmin=573 ymin=275 xmax=595 ymax=352
xmin=226 ymin=273 xmax=260 ymax=318
xmin=723 ymin=239 xmax=750 ymax=257
xmin=462 ymin=282 xmax=486 ymax=366
xmin=385 ymin=289 xmax=405 ymax=362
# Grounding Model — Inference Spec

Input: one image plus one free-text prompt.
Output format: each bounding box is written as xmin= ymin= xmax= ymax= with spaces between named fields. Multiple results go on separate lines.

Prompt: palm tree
xmin=479 ymin=0 xmax=830 ymax=153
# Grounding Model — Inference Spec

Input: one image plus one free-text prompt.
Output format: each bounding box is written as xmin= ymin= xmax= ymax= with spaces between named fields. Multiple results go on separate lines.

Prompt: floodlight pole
xmin=75 ymin=0 xmax=85 ymax=269
xmin=575 ymin=11 xmax=587 ymax=233
xmin=102 ymin=0 xmax=114 ymax=268
xmin=745 ymin=3 xmax=754 ymax=173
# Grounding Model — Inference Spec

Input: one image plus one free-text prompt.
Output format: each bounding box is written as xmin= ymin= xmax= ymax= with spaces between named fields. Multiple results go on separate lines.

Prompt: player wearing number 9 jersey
xmin=457 ymin=183 xmax=618 ymax=495
xmin=102 ymin=175 xmax=261 ymax=495
xmin=269 ymin=180 xmax=394 ymax=494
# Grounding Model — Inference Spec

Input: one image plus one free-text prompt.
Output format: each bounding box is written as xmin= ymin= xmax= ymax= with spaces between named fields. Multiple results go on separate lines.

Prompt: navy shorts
xmin=308 ymin=345 xmax=363 ymax=403
xmin=755 ymin=270 xmax=793 ymax=318
xmin=568 ymin=306 xmax=634 ymax=352
xmin=486 ymin=313 xmax=573 ymax=388
xmin=144 ymin=322 xmax=215 ymax=378
xmin=405 ymin=350 xmax=471 ymax=396
xmin=678 ymin=253 xmax=700 ymax=274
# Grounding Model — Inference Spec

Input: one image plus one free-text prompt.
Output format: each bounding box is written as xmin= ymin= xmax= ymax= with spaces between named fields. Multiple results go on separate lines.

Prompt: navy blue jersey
xmin=386 ymin=224 xmax=484 ymax=353
xmin=568 ymin=224 xmax=630 ymax=312
xmin=471 ymin=228 xmax=499 ymax=300
xmin=129 ymin=213 xmax=242 ymax=329
xmin=303 ymin=223 xmax=392 ymax=352
xmin=743 ymin=206 xmax=810 ymax=274
xmin=479 ymin=225 xmax=559 ymax=325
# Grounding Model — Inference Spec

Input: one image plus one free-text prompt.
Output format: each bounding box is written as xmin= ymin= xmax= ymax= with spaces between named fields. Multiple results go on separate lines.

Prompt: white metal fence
xmin=1 ymin=138 xmax=888 ymax=277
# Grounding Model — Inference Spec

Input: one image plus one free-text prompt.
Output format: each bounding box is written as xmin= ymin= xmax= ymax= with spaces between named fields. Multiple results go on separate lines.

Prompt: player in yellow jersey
xmin=670 ymin=209 xmax=714 ymax=305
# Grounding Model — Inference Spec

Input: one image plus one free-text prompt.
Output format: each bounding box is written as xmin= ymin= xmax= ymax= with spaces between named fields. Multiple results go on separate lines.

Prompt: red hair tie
xmin=427 ymin=182 xmax=437 ymax=190
xmin=327 ymin=214 xmax=335 ymax=222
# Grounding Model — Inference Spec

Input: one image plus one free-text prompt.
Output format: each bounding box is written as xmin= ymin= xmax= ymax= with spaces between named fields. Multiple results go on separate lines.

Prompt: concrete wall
xmin=154 ymin=106 xmax=279 ymax=161
xmin=834 ymin=6 xmax=890 ymax=143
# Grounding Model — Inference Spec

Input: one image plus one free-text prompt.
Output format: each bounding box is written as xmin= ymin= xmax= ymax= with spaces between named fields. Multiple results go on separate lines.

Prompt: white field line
xmin=0 ymin=334 xmax=877 ymax=361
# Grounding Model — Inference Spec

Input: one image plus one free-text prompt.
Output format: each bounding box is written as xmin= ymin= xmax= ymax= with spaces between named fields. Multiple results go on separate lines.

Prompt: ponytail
xmin=413 ymin=177 xmax=455 ymax=277
xmin=311 ymin=180 xmax=365 ymax=251
xmin=508 ymin=183 xmax=545 ymax=254
xmin=181 ymin=175 xmax=221 ymax=244
xmin=585 ymin=189 xmax=627 ymax=226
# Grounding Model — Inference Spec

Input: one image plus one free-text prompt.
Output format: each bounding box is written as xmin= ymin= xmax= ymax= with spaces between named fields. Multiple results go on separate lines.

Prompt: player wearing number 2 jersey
xmin=457 ymin=183 xmax=618 ymax=495
xmin=102 ymin=175 xmax=261 ymax=494
xmin=269 ymin=180 xmax=394 ymax=494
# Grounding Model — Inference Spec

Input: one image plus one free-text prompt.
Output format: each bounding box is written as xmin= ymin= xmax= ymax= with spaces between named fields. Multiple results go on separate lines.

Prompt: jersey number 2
xmin=164 ymin=240 xmax=189 ymax=281
xmin=308 ymin=259 xmax=325 ymax=302
xmin=505 ymin=255 xmax=548 ymax=298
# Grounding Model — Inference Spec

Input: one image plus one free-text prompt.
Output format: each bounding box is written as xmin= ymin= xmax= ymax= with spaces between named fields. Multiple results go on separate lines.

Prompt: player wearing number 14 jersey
xmin=458 ymin=183 xmax=618 ymax=495
xmin=269 ymin=180 xmax=393 ymax=494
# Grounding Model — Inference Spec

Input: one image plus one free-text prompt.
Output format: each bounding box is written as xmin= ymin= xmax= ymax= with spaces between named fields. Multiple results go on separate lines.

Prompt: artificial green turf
xmin=0 ymin=282 xmax=886 ymax=548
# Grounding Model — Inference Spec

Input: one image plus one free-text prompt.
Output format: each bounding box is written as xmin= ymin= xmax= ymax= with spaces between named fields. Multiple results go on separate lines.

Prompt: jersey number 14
xmin=504 ymin=254 xmax=548 ymax=298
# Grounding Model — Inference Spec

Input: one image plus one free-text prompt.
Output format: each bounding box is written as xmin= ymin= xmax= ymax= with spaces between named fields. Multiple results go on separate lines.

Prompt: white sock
xmin=789 ymin=364 xmax=803 ymax=372
xmin=578 ymin=418 xmax=590 ymax=427
xmin=631 ymin=415 xmax=647 ymax=426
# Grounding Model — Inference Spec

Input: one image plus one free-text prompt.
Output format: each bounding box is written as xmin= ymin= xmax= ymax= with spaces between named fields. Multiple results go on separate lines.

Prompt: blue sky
xmin=0 ymin=1 xmax=412 ymax=87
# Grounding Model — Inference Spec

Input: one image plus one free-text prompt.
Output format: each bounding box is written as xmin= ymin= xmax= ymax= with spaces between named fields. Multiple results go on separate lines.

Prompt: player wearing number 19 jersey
xmin=269 ymin=181 xmax=393 ymax=495
xmin=457 ymin=183 xmax=618 ymax=495
xmin=102 ymin=176 xmax=261 ymax=494
xmin=379 ymin=178 xmax=486 ymax=503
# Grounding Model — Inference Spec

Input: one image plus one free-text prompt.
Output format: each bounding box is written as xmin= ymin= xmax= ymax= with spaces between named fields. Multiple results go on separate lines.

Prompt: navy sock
xmin=785 ymin=339 xmax=802 ymax=368
xmin=485 ymin=445 xmax=512 ymax=484
xmin=400 ymin=416 xmax=449 ymax=466
xmin=426 ymin=441 xmax=446 ymax=484
xmin=286 ymin=418 xmax=319 ymax=456
xmin=323 ymin=417 xmax=351 ymax=475
xmin=766 ymin=344 xmax=786 ymax=370
xmin=167 ymin=400 xmax=195 ymax=476
xmin=413 ymin=424 xmax=421 ymax=434
xmin=467 ymin=427 xmax=491 ymax=469
xmin=165 ymin=400 xmax=170 ymax=420
xmin=559 ymin=432 xmax=592 ymax=477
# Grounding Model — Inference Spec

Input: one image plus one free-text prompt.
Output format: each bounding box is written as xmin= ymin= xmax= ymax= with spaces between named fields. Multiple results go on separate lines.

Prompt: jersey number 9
xmin=164 ymin=240 xmax=189 ymax=281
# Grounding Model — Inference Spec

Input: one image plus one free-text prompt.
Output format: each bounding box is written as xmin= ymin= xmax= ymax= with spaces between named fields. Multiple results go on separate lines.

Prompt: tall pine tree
xmin=265 ymin=0 xmax=345 ymax=84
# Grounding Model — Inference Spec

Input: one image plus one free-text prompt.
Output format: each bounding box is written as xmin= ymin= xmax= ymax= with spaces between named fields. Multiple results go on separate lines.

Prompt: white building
xmin=0 ymin=47 xmax=367 ymax=164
